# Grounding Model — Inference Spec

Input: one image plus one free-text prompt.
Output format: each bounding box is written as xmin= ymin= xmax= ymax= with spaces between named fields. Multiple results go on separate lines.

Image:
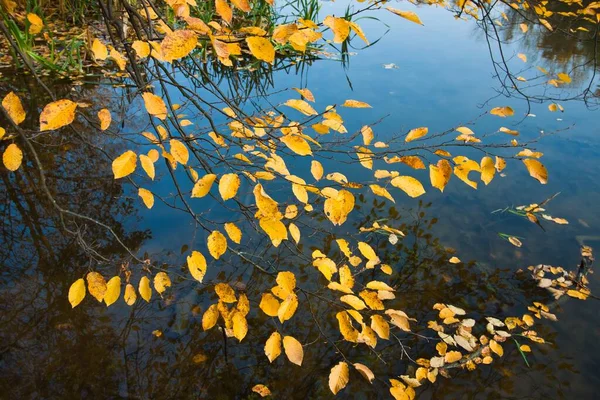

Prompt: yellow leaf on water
xmin=68 ymin=278 xmax=86 ymax=308
xmin=499 ymin=126 xmax=519 ymax=136
xmin=517 ymin=53 xmax=527 ymax=63
xmin=293 ymin=87 xmax=315 ymax=102
xmin=139 ymin=154 xmax=155 ymax=180
xmin=449 ymin=256 xmax=461 ymax=264
xmin=132 ymin=40 xmax=150 ymax=58
xmin=340 ymin=295 xmax=367 ymax=310
xmin=138 ymin=188 xmax=154 ymax=209
xmin=224 ymin=222 xmax=242 ymax=244
xmin=170 ymin=139 xmax=189 ymax=165
xmin=342 ymin=99 xmax=371 ymax=108
xmin=191 ymin=173 xmax=217 ymax=198
xmin=87 ymin=271 xmax=107 ymax=302
xmin=265 ymin=331 xmax=282 ymax=362
xmin=445 ymin=350 xmax=462 ymax=363
xmin=252 ymin=384 xmax=271 ymax=397
xmin=215 ymin=0 xmax=232 ymax=23
xmin=520 ymin=344 xmax=531 ymax=352
xmin=108 ymin=47 xmax=127 ymax=70
xmin=283 ymin=335 xmax=303 ymax=366
xmin=3 ymin=143 xmax=23 ymax=172
xmin=278 ymin=293 xmax=298 ymax=323
xmin=281 ymin=134 xmax=312 ymax=155
xmin=231 ymin=0 xmax=251 ymax=12
xmin=104 ymin=276 xmax=121 ymax=306
xmin=311 ymin=160 xmax=324 ymax=180
xmin=207 ymin=230 xmax=227 ymax=259
xmin=284 ymin=99 xmax=318 ymax=116
xmin=429 ymin=159 xmax=452 ymax=192
xmin=361 ymin=125 xmax=374 ymax=145
xmin=523 ymin=159 xmax=548 ymax=184
xmin=246 ymin=36 xmax=275 ymax=64
xmin=124 ymin=283 xmax=137 ymax=305
xmin=405 ymin=126 xmax=428 ymax=142
xmin=91 ymin=39 xmax=108 ymax=60
xmin=489 ymin=339 xmax=504 ymax=357
xmin=232 ymin=311 xmax=248 ymax=342
xmin=480 ymin=156 xmax=495 ymax=185
xmin=370 ymin=184 xmax=395 ymax=203
xmin=387 ymin=8 xmax=424 ymax=25
xmin=2 ymin=92 xmax=26 ymax=125
xmin=453 ymin=156 xmax=481 ymax=189
xmin=557 ymin=72 xmax=571 ymax=84
xmin=97 ymin=108 xmax=111 ymax=131
xmin=490 ymin=106 xmax=514 ymax=117
xmin=142 ymin=92 xmax=167 ymax=120
xmin=215 ymin=282 xmax=236 ymax=303
xmin=348 ymin=21 xmax=369 ymax=45
xmin=219 ymin=173 xmax=240 ymax=201
xmin=520 ymin=23 xmax=528 ymax=33
xmin=40 ymin=99 xmax=77 ymax=131
xmin=324 ymin=16 xmax=351 ymax=43
xmin=153 ymin=272 xmax=171 ymax=294
xmin=289 ymin=222 xmax=300 ymax=244
xmin=371 ymin=314 xmax=390 ymax=339
xmin=187 ymin=250 xmax=207 ymax=282
xmin=260 ymin=293 xmax=281 ymax=317
xmin=495 ymin=156 xmax=506 ymax=172
xmin=329 ymin=361 xmax=350 ymax=395
xmin=112 ymin=150 xmax=137 ymax=179
xmin=161 ymin=29 xmax=198 ymax=62
xmin=139 ymin=276 xmax=152 ymax=302
xmin=508 ymin=236 xmax=522 ymax=247
xmin=391 ymin=176 xmax=425 ymax=198
xmin=202 ymin=304 xmax=220 ymax=330
xmin=354 ymin=363 xmax=375 ymax=383
xmin=324 ymin=189 xmax=355 ymax=226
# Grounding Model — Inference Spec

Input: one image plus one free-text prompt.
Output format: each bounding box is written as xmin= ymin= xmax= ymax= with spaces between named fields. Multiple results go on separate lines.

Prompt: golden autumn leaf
xmin=139 ymin=276 xmax=152 ymax=302
xmin=342 ymin=99 xmax=371 ymax=108
xmin=489 ymin=339 xmax=504 ymax=356
xmin=324 ymin=16 xmax=351 ymax=43
xmin=104 ymin=276 xmax=121 ymax=306
xmin=387 ymin=8 xmax=424 ymax=25
xmin=202 ymin=304 xmax=220 ymax=330
xmin=138 ymin=188 xmax=154 ymax=209
xmin=87 ymin=272 xmax=107 ymax=302
xmin=278 ymin=293 xmax=298 ymax=323
xmin=215 ymin=0 xmax=232 ymax=24
xmin=490 ymin=106 xmax=514 ymax=117
xmin=224 ymin=222 xmax=242 ymax=244
xmin=329 ymin=361 xmax=350 ymax=395
xmin=289 ymin=222 xmax=300 ymax=244
xmin=153 ymin=272 xmax=171 ymax=294
xmin=283 ymin=335 xmax=303 ymax=366
xmin=283 ymin=99 xmax=318 ymax=116
xmin=444 ymin=350 xmax=462 ymax=363
xmin=449 ymin=256 xmax=461 ymax=264
xmin=311 ymin=160 xmax=324 ymax=180
xmin=187 ymin=250 xmax=207 ymax=282
xmin=139 ymin=154 xmax=155 ymax=180
xmin=391 ymin=176 xmax=426 ymax=198
xmin=323 ymin=189 xmax=355 ymax=226
xmin=124 ymin=283 xmax=137 ymax=305
xmin=207 ymin=230 xmax=228 ymax=259
xmin=361 ymin=125 xmax=374 ymax=145
xmin=348 ymin=20 xmax=368 ymax=45
xmin=280 ymin=134 xmax=312 ymax=155
xmin=246 ymin=36 xmax=275 ymax=64
xmin=405 ymin=126 xmax=428 ymax=142
xmin=132 ymin=40 xmax=150 ymax=58
xmin=523 ymin=159 xmax=548 ymax=184
xmin=252 ymin=384 xmax=271 ymax=398
xmin=2 ymin=91 xmax=26 ymax=125
xmin=293 ymin=87 xmax=315 ymax=102
xmin=215 ymin=282 xmax=236 ymax=303
xmin=2 ymin=143 xmax=23 ymax=172
xmin=112 ymin=150 xmax=137 ymax=179
xmin=219 ymin=173 xmax=240 ymax=200
xmin=371 ymin=315 xmax=390 ymax=339
xmin=91 ymin=39 xmax=108 ymax=60
xmin=260 ymin=293 xmax=281 ymax=317
xmin=453 ymin=156 xmax=481 ymax=189
xmin=68 ymin=278 xmax=86 ymax=308
xmin=265 ymin=331 xmax=282 ymax=362
xmin=191 ymin=173 xmax=217 ymax=198
xmin=39 ymin=99 xmax=77 ymax=131
xmin=557 ymin=72 xmax=571 ymax=84
xmin=370 ymin=184 xmax=395 ymax=203
xmin=232 ymin=311 xmax=248 ymax=342
xmin=142 ymin=92 xmax=167 ymax=120
xmin=429 ymin=159 xmax=452 ymax=192
xmin=340 ymin=295 xmax=367 ymax=310
xmin=520 ymin=23 xmax=528 ymax=33
xmin=109 ymin=47 xmax=127 ymax=70
xmin=480 ymin=156 xmax=495 ymax=185
xmin=97 ymin=108 xmax=111 ymax=131
xmin=161 ymin=29 xmax=198 ymax=62
xmin=517 ymin=53 xmax=527 ymax=63
xmin=170 ymin=139 xmax=189 ymax=165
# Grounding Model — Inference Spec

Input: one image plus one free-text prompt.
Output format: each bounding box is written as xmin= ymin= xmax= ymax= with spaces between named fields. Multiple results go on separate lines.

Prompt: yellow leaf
xmin=311 ymin=160 xmax=324 ymax=180
xmin=523 ymin=159 xmax=548 ymax=184
xmin=449 ymin=256 xmax=461 ymax=264
xmin=265 ymin=331 xmax=282 ymax=362
xmin=370 ymin=184 xmax=395 ymax=203
xmin=495 ymin=156 xmax=506 ymax=172
xmin=224 ymin=222 xmax=242 ymax=244
xmin=2 ymin=143 xmax=23 ymax=172
xmin=112 ymin=150 xmax=137 ymax=179
xmin=329 ymin=361 xmax=350 ymax=395
xmin=342 ymin=99 xmax=371 ymax=108
xmin=139 ymin=276 xmax=152 ymax=302
xmin=337 ymin=311 xmax=359 ymax=342
xmin=153 ymin=272 xmax=171 ymax=294
xmin=520 ymin=344 xmax=531 ymax=352
xmin=232 ymin=311 xmax=248 ymax=342
xmin=215 ymin=0 xmax=232 ymax=24
xmin=405 ymin=126 xmax=428 ymax=142
xmin=2 ymin=91 xmax=26 ymax=125
xmin=280 ymin=135 xmax=312 ymax=155
xmin=283 ymin=99 xmax=318 ymax=116
xmin=289 ymin=222 xmax=300 ymax=244
xmin=348 ymin=21 xmax=369 ymax=45
xmin=169 ymin=139 xmax=189 ymax=165
xmin=283 ymin=335 xmax=303 ymax=366
xmin=139 ymin=154 xmax=155 ymax=180
xmin=138 ymin=188 xmax=154 ymax=209
xmin=520 ymin=23 xmax=528 ymax=33
xmin=161 ymin=30 xmax=198 ymax=62
xmin=480 ymin=156 xmax=495 ymax=185
xmin=187 ymin=250 xmax=207 ymax=282
xmin=104 ymin=276 xmax=121 ymax=306
xmin=360 ymin=290 xmax=384 ymax=310
xmin=508 ymin=236 xmax=522 ymax=247
xmin=91 ymin=39 xmax=108 ymax=60
xmin=324 ymin=16 xmax=351 ymax=43
xmin=68 ymin=278 xmax=86 ymax=308
xmin=361 ymin=125 xmax=374 ymax=145
xmin=293 ymin=87 xmax=315 ymax=102
xmin=371 ymin=315 xmax=390 ymax=339
xmin=191 ymin=173 xmax=217 ymax=198
xmin=202 ymin=304 xmax=220 ymax=330
xmin=142 ymin=92 xmax=167 ymax=120
xmin=39 ymin=99 xmax=77 ymax=131
xmin=340 ymin=295 xmax=367 ymax=310
xmin=354 ymin=363 xmax=375 ymax=383
xmin=356 ymin=146 xmax=373 ymax=169
xmin=499 ymin=127 xmax=519 ymax=136
xmin=207 ymin=230 xmax=228 ymax=260
xmin=366 ymin=281 xmax=393 ymax=291
xmin=557 ymin=72 xmax=571 ymax=84
xmin=259 ymin=217 xmax=288 ymax=247
xmin=489 ymin=339 xmax=504 ymax=357
xmin=246 ymin=36 xmax=275 ymax=64
xmin=453 ymin=156 xmax=481 ymax=189
xmin=278 ymin=293 xmax=298 ymax=323
xmin=387 ymin=8 xmax=424 ymax=25
xmin=124 ymin=283 xmax=137 ymax=305
xmin=252 ymin=384 xmax=271 ymax=398
xmin=260 ymin=293 xmax=281 ymax=317
xmin=132 ymin=40 xmax=150 ymax=58
xmin=97 ymin=108 xmax=111 ymax=131
xmin=490 ymin=106 xmax=514 ymax=117
xmin=429 ymin=159 xmax=452 ymax=192
xmin=324 ymin=189 xmax=355 ymax=226
xmin=517 ymin=53 xmax=527 ymax=62
xmin=391 ymin=176 xmax=426 ymax=198
xmin=87 ymin=271 xmax=107 ymax=302
xmin=219 ymin=173 xmax=240 ymax=200
xmin=358 ymin=242 xmax=378 ymax=262
xmin=444 ymin=350 xmax=462 ymax=363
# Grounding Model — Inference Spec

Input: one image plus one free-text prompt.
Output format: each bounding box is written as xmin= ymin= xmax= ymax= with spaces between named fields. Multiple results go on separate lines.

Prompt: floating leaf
xmin=207 ymin=230 xmax=228 ymax=259
xmin=311 ymin=160 xmax=324 ymax=180
xmin=342 ymin=99 xmax=371 ymax=108
xmin=387 ymin=8 xmax=424 ymax=25
xmin=98 ymin=108 xmax=111 ymax=131
xmin=224 ymin=222 xmax=242 ymax=244
xmin=324 ymin=16 xmax=351 ymax=43
xmin=324 ymin=189 xmax=355 ymax=226
xmin=354 ymin=363 xmax=375 ymax=383
xmin=40 ymin=99 xmax=77 ymax=131
xmin=283 ymin=335 xmax=303 ymax=366
xmin=281 ymin=135 xmax=312 ymax=155
xmin=112 ymin=150 xmax=137 ymax=179
xmin=246 ymin=36 xmax=275 ymax=64
xmin=284 ymin=99 xmax=318 ymax=116
xmin=391 ymin=176 xmax=426 ymax=198
xmin=215 ymin=283 xmax=236 ymax=303
xmin=2 ymin=143 xmax=23 ymax=171
xmin=2 ymin=92 xmax=26 ymax=125
xmin=202 ymin=304 xmax=220 ymax=330
xmin=219 ymin=173 xmax=240 ymax=200
xmin=87 ymin=271 xmax=107 ymax=302
xmin=278 ymin=293 xmax=298 ymax=323
xmin=170 ymin=139 xmax=189 ymax=165
xmin=104 ymin=276 xmax=121 ymax=306
xmin=252 ymin=384 xmax=271 ymax=397
xmin=68 ymin=278 xmax=86 ymax=308
xmin=153 ymin=272 xmax=171 ymax=294
xmin=138 ymin=188 xmax=154 ymax=209
xmin=124 ymin=283 xmax=137 ymax=305
xmin=232 ymin=311 xmax=248 ymax=342
xmin=161 ymin=29 xmax=198 ymax=62
xmin=429 ymin=159 xmax=452 ymax=192
xmin=523 ymin=159 xmax=548 ymax=184
xmin=139 ymin=154 xmax=155 ymax=180
xmin=370 ymin=184 xmax=395 ymax=203
xmin=142 ymin=92 xmax=167 ymax=120
xmin=192 ymin=173 xmax=217 ymax=198
xmin=329 ymin=361 xmax=350 ymax=395
xmin=490 ymin=106 xmax=514 ymax=117
xmin=91 ymin=39 xmax=108 ymax=60
xmin=405 ymin=127 xmax=428 ymax=142
xmin=265 ymin=331 xmax=282 ymax=362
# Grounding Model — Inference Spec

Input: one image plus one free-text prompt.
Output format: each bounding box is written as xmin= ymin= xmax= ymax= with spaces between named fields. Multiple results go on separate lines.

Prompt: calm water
xmin=1 ymin=2 xmax=599 ymax=399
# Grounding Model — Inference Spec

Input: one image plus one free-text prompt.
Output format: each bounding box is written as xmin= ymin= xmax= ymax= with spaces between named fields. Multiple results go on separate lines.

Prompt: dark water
xmin=1 ymin=2 xmax=600 ymax=399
